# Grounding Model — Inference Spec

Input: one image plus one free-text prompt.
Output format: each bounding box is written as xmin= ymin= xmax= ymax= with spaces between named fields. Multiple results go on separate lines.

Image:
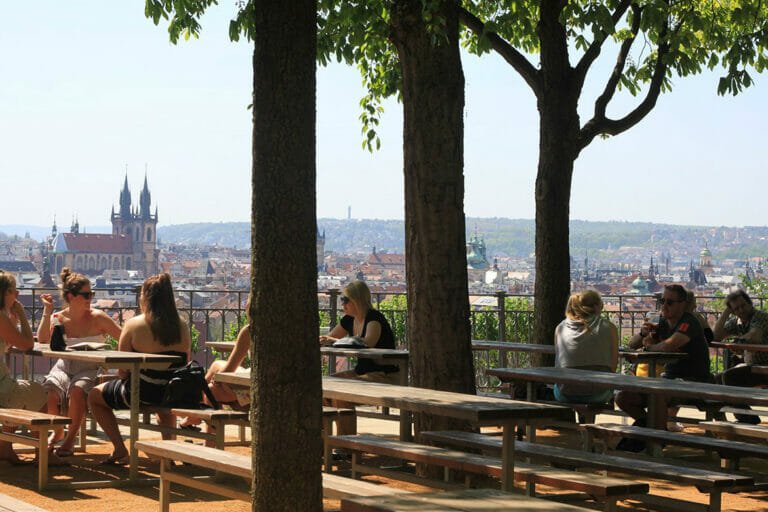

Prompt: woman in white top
xmin=37 ymin=267 xmax=122 ymax=457
xmin=0 ymin=271 xmax=47 ymax=463
xmin=554 ymin=289 xmax=618 ymax=404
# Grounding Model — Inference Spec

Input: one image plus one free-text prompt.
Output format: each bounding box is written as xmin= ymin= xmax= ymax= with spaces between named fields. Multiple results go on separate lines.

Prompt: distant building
xmin=48 ymin=175 xmax=159 ymax=277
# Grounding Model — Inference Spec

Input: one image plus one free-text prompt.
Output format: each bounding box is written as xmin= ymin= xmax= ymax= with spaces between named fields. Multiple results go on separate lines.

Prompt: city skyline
xmin=2 ymin=2 xmax=767 ymax=228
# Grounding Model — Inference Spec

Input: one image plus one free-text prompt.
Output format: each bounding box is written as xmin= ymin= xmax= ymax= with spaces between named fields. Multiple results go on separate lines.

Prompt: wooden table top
xmin=710 ymin=341 xmax=768 ymax=352
xmin=340 ymin=488 xmax=593 ymax=511
xmin=487 ymin=367 xmax=768 ymax=407
xmin=215 ymin=372 xmax=568 ymax=425
xmin=19 ymin=343 xmax=182 ymax=368
xmin=320 ymin=346 xmax=409 ymax=358
xmin=471 ymin=341 xmax=686 ymax=362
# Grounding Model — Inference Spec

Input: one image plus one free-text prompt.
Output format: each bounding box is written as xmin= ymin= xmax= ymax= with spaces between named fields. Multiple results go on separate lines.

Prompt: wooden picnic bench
xmin=583 ymin=422 xmax=768 ymax=469
xmin=419 ymin=430 xmax=756 ymax=512
xmin=0 ymin=409 xmax=71 ymax=490
xmin=134 ymin=440 xmax=408 ymax=511
xmin=327 ymin=434 xmax=647 ymax=511
xmin=0 ymin=493 xmax=50 ymax=512
xmin=697 ymin=420 xmax=768 ymax=443
xmin=340 ymin=488 xmax=596 ymax=512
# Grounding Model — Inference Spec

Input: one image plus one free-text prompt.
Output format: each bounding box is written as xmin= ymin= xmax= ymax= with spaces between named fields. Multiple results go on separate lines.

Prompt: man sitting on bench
xmin=713 ymin=289 xmax=768 ymax=424
xmin=615 ymin=284 xmax=711 ymax=450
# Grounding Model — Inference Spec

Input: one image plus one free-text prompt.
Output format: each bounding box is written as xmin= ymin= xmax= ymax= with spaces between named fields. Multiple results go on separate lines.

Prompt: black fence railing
xmin=16 ymin=287 xmax=734 ymax=380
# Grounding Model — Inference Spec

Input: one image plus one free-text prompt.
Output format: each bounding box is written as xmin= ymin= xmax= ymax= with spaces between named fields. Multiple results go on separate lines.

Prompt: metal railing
xmin=16 ymin=287 xmax=735 ymax=383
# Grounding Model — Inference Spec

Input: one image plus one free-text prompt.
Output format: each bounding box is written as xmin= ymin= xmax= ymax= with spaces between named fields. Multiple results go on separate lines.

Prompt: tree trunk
xmin=533 ymin=1 xmax=580 ymax=365
xmin=250 ymin=1 xmax=323 ymax=511
xmin=390 ymin=0 xmax=475 ymax=435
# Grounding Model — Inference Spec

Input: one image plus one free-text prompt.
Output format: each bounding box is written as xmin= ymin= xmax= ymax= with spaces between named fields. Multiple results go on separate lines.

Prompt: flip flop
xmin=54 ymin=447 xmax=75 ymax=458
xmin=99 ymin=454 xmax=129 ymax=466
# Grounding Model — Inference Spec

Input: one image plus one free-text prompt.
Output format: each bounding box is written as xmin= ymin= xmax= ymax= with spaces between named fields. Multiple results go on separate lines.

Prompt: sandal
xmin=99 ymin=453 xmax=129 ymax=466
xmin=54 ymin=446 xmax=75 ymax=458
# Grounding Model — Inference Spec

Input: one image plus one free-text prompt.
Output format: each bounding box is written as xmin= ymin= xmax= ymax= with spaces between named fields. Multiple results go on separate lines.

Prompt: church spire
xmin=119 ymin=171 xmax=132 ymax=219
xmin=140 ymin=169 xmax=152 ymax=219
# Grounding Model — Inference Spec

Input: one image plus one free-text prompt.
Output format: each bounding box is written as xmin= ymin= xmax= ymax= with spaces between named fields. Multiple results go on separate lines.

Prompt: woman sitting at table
xmin=0 ymin=271 xmax=49 ymax=464
xmin=88 ymin=273 xmax=190 ymax=465
xmin=37 ymin=267 xmax=122 ymax=457
xmin=319 ymin=280 xmax=398 ymax=383
xmin=554 ymin=290 xmax=618 ymax=405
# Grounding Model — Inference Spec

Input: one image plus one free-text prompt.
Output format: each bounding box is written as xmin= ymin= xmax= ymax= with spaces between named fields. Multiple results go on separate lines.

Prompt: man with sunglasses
xmin=713 ymin=289 xmax=768 ymax=424
xmin=615 ymin=284 xmax=711 ymax=446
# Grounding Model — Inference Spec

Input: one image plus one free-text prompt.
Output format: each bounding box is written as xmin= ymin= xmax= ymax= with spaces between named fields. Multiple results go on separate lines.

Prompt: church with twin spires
xmin=48 ymin=175 xmax=159 ymax=278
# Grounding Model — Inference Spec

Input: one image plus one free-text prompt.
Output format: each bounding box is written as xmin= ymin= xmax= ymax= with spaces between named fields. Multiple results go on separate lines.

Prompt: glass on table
xmin=645 ymin=312 xmax=661 ymax=332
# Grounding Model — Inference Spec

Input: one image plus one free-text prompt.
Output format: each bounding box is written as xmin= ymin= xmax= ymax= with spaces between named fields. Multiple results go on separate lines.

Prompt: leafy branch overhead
xmin=319 ymin=1 xmax=768 ymax=151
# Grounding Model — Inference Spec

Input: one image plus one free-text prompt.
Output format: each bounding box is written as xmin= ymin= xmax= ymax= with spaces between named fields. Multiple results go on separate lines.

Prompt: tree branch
xmin=458 ymin=6 xmax=541 ymax=95
xmin=578 ymin=5 xmax=671 ymax=149
xmin=574 ymin=0 xmax=633 ymax=86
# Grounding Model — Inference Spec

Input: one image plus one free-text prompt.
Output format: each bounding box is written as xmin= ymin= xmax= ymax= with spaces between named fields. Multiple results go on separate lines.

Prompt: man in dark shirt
xmin=713 ymin=290 xmax=768 ymax=423
xmin=616 ymin=284 xmax=711 ymax=438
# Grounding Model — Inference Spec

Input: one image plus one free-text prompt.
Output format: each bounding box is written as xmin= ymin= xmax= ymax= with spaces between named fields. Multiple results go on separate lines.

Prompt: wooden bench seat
xmin=0 ymin=409 xmax=71 ymax=490
xmin=341 ymin=488 xmax=597 ymax=512
xmin=0 ymin=492 xmax=50 ymax=512
xmin=135 ymin=440 xmax=407 ymax=511
xmin=719 ymin=406 xmax=768 ymax=422
xmin=584 ymin=422 xmax=768 ymax=469
xmin=699 ymin=420 xmax=768 ymax=442
xmin=327 ymin=434 xmax=647 ymax=511
xmin=419 ymin=429 xmax=754 ymax=512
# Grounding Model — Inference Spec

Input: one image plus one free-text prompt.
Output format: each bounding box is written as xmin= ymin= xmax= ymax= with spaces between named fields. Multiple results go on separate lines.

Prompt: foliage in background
xmin=378 ymin=294 xmax=407 ymax=347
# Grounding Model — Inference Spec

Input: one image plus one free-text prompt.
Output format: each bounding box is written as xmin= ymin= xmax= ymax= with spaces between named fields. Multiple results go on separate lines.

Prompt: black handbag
xmin=161 ymin=361 xmax=220 ymax=409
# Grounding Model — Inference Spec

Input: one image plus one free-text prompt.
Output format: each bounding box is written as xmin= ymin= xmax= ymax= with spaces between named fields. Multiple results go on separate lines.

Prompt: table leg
xmin=501 ymin=426 xmax=515 ymax=492
xmin=648 ymin=361 xmax=657 ymax=378
xmin=328 ymin=355 xmax=336 ymax=375
xmin=397 ymin=364 xmax=412 ymax=441
xmin=129 ymin=362 xmax=140 ymax=482
xmin=646 ymin=394 xmax=667 ymax=457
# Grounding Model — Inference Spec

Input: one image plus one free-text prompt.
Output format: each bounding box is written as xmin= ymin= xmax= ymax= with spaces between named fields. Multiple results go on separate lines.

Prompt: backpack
xmin=161 ymin=361 xmax=220 ymax=409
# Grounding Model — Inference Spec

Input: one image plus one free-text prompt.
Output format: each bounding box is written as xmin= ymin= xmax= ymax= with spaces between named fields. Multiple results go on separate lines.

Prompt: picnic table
xmin=215 ymin=372 xmax=569 ymax=492
xmin=16 ymin=344 xmax=181 ymax=488
xmin=487 ymin=366 xmax=768 ymax=431
xmin=472 ymin=341 xmax=685 ymax=377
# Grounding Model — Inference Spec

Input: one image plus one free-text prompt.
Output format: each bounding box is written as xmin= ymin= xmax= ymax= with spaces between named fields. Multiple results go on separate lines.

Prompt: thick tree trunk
xmin=250 ymin=1 xmax=323 ymax=511
xmin=390 ymin=0 xmax=475 ymax=434
xmin=533 ymin=0 xmax=580 ymax=365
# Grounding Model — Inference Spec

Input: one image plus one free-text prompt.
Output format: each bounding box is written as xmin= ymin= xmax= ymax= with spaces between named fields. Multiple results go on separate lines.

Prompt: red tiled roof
xmin=63 ymin=233 xmax=133 ymax=253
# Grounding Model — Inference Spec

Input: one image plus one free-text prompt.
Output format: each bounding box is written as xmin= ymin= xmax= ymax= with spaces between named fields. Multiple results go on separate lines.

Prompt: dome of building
xmin=700 ymin=247 xmax=712 ymax=257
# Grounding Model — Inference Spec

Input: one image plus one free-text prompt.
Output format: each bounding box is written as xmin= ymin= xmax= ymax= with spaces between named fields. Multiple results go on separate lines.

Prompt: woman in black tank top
xmin=88 ymin=273 xmax=191 ymax=465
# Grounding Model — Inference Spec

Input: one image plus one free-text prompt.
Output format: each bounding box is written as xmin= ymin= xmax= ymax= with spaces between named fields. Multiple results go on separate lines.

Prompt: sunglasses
xmin=659 ymin=298 xmax=682 ymax=305
xmin=72 ymin=290 xmax=96 ymax=300
xmin=340 ymin=296 xmax=350 ymax=305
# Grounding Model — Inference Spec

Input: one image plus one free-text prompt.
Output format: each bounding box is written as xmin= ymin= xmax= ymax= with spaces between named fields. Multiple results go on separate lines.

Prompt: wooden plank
xmin=329 ymin=435 xmax=648 ymax=498
xmin=0 ymin=409 xmax=70 ymax=427
xmin=419 ymin=430 xmax=753 ymax=490
xmin=695 ymin=421 xmax=768 ymax=441
xmin=136 ymin=440 xmax=251 ymax=478
xmin=487 ymin=367 xmax=768 ymax=407
xmin=584 ymin=423 xmax=768 ymax=459
xmin=341 ymin=489 xmax=594 ymax=511
xmin=0 ymin=493 xmax=49 ymax=512
xmin=170 ymin=408 xmax=249 ymax=421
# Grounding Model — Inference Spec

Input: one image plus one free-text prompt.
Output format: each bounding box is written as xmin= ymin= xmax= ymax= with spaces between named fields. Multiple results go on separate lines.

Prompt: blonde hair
xmin=343 ymin=280 xmax=373 ymax=312
xmin=565 ymin=290 xmax=603 ymax=322
xmin=0 ymin=271 xmax=15 ymax=309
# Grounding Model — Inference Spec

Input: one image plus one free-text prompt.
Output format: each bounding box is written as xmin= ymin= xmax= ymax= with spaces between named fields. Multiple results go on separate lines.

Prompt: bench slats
xmin=584 ymin=423 xmax=768 ymax=459
xmin=0 ymin=410 xmax=70 ymax=427
xmin=329 ymin=434 xmax=648 ymax=499
xmin=419 ymin=430 xmax=753 ymax=490
xmin=699 ymin=420 xmax=768 ymax=441
xmin=135 ymin=440 xmax=407 ymax=501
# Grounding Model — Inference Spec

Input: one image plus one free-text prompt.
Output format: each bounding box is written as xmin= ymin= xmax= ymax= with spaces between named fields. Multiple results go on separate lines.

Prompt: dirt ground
xmin=1 ymin=421 xmax=767 ymax=512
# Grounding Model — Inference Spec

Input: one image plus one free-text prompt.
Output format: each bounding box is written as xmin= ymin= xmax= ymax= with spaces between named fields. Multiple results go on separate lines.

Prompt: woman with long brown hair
xmin=38 ymin=267 xmax=122 ymax=457
xmin=88 ymin=273 xmax=190 ymax=465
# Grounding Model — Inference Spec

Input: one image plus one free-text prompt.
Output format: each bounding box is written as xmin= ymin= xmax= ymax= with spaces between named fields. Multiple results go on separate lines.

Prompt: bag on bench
xmin=161 ymin=361 xmax=220 ymax=409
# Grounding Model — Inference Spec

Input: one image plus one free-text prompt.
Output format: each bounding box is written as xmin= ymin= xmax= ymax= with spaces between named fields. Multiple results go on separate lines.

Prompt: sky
xmin=1 ymin=2 xmax=767 ymax=230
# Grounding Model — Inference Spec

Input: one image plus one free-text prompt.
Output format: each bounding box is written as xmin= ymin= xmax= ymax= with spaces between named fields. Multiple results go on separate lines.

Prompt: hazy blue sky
xmin=2 ymin=2 xmax=766 ymax=230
